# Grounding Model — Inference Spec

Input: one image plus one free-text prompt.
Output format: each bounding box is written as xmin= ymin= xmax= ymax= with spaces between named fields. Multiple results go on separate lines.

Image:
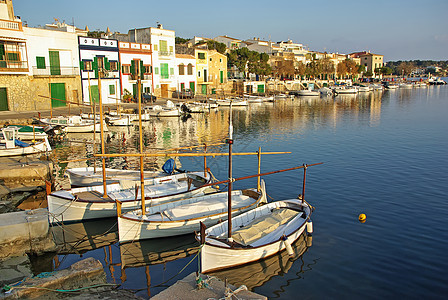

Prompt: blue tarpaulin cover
xmin=162 ymin=158 xmax=176 ymax=174
xmin=14 ymin=139 xmax=30 ymax=148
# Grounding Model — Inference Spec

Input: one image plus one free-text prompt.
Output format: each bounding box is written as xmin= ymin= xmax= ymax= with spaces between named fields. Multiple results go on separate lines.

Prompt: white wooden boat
xmin=47 ymin=171 xmax=214 ymax=223
xmin=198 ymin=198 xmax=312 ymax=273
xmin=333 ymin=86 xmax=358 ymax=94
xmin=0 ymin=128 xmax=51 ymax=157
xmin=65 ymin=167 xmax=164 ymax=187
xmin=296 ymin=89 xmax=320 ymax=96
xmin=118 ymin=180 xmax=267 ymax=243
xmin=107 ymin=115 xmax=135 ymax=126
xmin=357 ymin=86 xmax=371 ymax=92
xmin=216 ymin=99 xmax=248 ymax=107
xmin=385 ymin=83 xmax=399 ymax=89
xmin=40 ymin=116 xmax=108 ymax=133
xmin=399 ymin=83 xmax=414 ymax=89
xmin=5 ymin=125 xmax=48 ymax=141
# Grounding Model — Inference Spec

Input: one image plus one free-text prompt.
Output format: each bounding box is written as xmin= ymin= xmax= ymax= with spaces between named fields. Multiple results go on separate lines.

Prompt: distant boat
xmin=333 ymin=86 xmax=358 ymax=94
xmin=215 ymin=98 xmax=248 ymax=106
xmin=40 ymin=115 xmax=108 ymax=133
xmin=0 ymin=127 xmax=51 ymax=157
xmin=296 ymin=89 xmax=320 ymax=96
xmin=65 ymin=167 xmax=164 ymax=188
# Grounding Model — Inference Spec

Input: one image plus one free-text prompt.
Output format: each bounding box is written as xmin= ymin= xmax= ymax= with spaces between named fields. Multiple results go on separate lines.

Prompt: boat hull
xmin=200 ymin=199 xmax=311 ymax=273
xmin=0 ymin=140 xmax=51 ymax=157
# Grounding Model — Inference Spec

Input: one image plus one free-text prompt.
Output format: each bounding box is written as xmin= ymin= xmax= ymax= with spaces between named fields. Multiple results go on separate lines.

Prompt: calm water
xmin=44 ymin=84 xmax=448 ymax=299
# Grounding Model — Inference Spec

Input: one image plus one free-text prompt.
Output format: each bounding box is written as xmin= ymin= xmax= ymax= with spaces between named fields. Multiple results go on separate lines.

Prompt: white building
xmin=175 ymin=54 xmax=196 ymax=92
xmin=78 ymin=37 xmax=120 ymax=104
xmin=118 ymin=41 xmax=153 ymax=99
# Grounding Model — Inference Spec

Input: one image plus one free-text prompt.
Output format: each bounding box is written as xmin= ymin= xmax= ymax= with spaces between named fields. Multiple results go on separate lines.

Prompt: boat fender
xmin=281 ymin=235 xmax=294 ymax=256
xmin=359 ymin=213 xmax=366 ymax=223
xmin=306 ymin=220 xmax=313 ymax=235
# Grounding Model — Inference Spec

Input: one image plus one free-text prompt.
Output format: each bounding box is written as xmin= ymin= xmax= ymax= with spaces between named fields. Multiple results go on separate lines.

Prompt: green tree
xmin=206 ymin=41 xmax=227 ymax=54
xmin=175 ymin=37 xmax=190 ymax=44
xmin=227 ymin=48 xmax=271 ymax=78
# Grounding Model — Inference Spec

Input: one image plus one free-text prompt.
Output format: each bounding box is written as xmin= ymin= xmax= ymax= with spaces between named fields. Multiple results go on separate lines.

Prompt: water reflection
xmin=209 ymin=233 xmax=312 ymax=290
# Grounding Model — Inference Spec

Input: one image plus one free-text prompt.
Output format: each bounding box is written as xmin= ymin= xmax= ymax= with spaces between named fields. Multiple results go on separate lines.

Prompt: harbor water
xmin=44 ymin=84 xmax=448 ymax=298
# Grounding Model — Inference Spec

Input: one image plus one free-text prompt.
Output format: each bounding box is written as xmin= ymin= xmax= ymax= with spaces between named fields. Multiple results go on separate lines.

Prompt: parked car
xmin=172 ymin=89 xmax=194 ymax=99
xmin=142 ymin=93 xmax=157 ymax=103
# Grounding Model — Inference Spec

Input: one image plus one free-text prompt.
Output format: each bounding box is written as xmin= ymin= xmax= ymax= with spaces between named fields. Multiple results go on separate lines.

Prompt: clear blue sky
xmin=13 ymin=0 xmax=448 ymax=61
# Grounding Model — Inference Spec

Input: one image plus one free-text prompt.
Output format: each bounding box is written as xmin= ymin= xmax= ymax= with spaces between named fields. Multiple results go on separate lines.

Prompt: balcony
xmin=158 ymin=51 xmax=173 ymax=57
xmin=32 ymin=66 xmax=80 ymax=77
xmin=0 ymin=19 xmax=22 ymax=31
xmin=0 ymin=60 xmax=28 ymax=72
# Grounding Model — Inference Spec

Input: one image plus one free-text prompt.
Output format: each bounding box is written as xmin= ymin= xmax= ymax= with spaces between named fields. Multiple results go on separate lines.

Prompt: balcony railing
xmin=32 ymin=66 xmax=80 ymax=76
xmin=0 ymin=19 xmax=22 ymax=31
xmin=159 ymin=51 xmax=173 ymax=56
xmin=0 ymin=60 xmax=28 ymax=71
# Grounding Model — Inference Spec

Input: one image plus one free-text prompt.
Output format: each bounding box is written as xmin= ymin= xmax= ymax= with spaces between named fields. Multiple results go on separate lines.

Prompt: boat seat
xmin=231 ymin=208 xmax=299 ymax=246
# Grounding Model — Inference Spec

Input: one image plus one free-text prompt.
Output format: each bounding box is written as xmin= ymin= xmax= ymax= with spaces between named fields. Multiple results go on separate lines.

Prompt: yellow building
xmin=195 ymin=49 xmax=210 ymax=95
xmin=207 ymin=50 xmax=227 ymax=94
xmin=350 ymin=51 xmax=384 ymax=75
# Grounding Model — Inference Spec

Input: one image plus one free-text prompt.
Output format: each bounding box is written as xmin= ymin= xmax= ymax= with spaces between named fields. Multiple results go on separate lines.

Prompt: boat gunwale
xmin=119 ymin=188 xmax=263 ymax=224
xmin=49 ymin=171 xmax=213 ymax=204
xmin=201 ymin=200 xmax=311 ymax=251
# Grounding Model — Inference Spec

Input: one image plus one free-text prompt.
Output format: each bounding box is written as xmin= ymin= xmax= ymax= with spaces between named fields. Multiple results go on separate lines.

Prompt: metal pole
xmin=257 ymin=147 xmax=261 ymax=192
xmin=302 ymin=164 xmax=307 ymax=204
xmin=203 ymin=143 xmax=207 ymax=177
xmin=227 ymin=101 xmax=233 ymax=240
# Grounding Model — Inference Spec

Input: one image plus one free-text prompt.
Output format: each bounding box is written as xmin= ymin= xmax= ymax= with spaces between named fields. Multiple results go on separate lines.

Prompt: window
xmin=143 ymin=65 xmax=151 ymax=74
xmin=83 ymin=60 xmax=93 ymax=71
xmin=36 ymin=57 xmax=46 ymax=69
xmin=153 ymin=44 xmax=158 ymax=51
xmin=220 ymin=58 xmax=222 ymax=63
xmin=159 ymin=40 xmax=167 ymax=52
xmin=122 ymin=64 xmax=131 ymax=74
xmin=179 ymin=64 xmax=185 ymax=75
xmin=210 ymin=58 xmax=212 ymax=62
xmin=170 ymin=46 xmax=173 ymax=53
xmin=154 ymin=67 xmax=159 ymax=74
xmin=109 ymin=85 xmax=115 ymax=95
xmin=198 ymin=53 xmax=205 ymax=59
xmin=170 ymin=67 xmax=174 ymax=75
xmin=109 ymin=61 xmax=118 ymax=71
xmin=144 ymin=87 xmax=151 ymax=93
xmin=7 ymin=52 xmax=19 ymax=61
xmin=187 ymin=63 xmax=193 ymax=75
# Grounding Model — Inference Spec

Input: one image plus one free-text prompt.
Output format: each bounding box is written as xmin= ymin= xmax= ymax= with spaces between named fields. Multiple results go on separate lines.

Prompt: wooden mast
xmin=137 ymin=77 xmax=145 ymax=213
xmin=98 ymin=61 xmax=107 ymax=197
xmin=257 ymin=147 xmax=261 ymax=192
xmin=87 ymin=71 xmax=97 ymax=174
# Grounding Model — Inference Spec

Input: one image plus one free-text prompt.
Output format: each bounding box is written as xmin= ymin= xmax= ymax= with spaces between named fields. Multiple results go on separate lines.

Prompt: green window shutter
xmin=109 ymin=85 xmax=115 ymax=95
xmin=159 ymin=40 xmax=167 ymax=53
xmin=93 ymin=57 xmax=98 ymax=78
xmin=0 ymin=87 xmax=8 ymax=111
xmin=49 ymin=51 xmax=61 ymax=75
xmin=0 ymin=44 xmax=5 ymax=60
xmin=161 ymin=63 xmax=169 ymax=79
xmin=169 ymin=46 xmax=173 ymax=53
xmin=36 ymin=57 xmax=46 ymax=69
xmin=140 ymin=60 xmax=144 ymax=78
xmin=180 ymin=83 xmax=185 ymax=90
xmin=154 ymin=67 xmax=159 ymax=75
xmin=79 ymin=60 xmax=84 ymax=70
xmin=220 ymin=70 xmax=224 ymax=83
xmin=170 ymin=68 xmax=174 ymax=75
xmin=131 ymin=60 xmax=135 ymax=75
xmin=105 ymin=57 xmax=110 ymax=70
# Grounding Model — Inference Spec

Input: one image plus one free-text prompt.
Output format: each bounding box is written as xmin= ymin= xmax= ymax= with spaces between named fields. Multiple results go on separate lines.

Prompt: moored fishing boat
xmin=47 ymin=171 xmax=214 ymax=223
xmin=65 ymin=167 xmax=164 ymax=187
xmin=117 ymin=180 xmax=267 ymax=243
xmin=40 ymin=115 xmax=108 ymax=133
xmin=0 ymin=127 xmax=51 ymax=157
xmin=198 ymin=197 xmax=313 ymax=273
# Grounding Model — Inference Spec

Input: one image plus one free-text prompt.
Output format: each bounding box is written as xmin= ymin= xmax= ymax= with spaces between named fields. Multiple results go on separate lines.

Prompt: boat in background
xmin=296 ymin=88 xmax=320 ymax=96
xmin=47 ymin=171 xmax=214 ymax=223
xmin=39 ymin=115 xmax=108 ymax=133
xmin=0 ymin=127 xmax=51 ymax=157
